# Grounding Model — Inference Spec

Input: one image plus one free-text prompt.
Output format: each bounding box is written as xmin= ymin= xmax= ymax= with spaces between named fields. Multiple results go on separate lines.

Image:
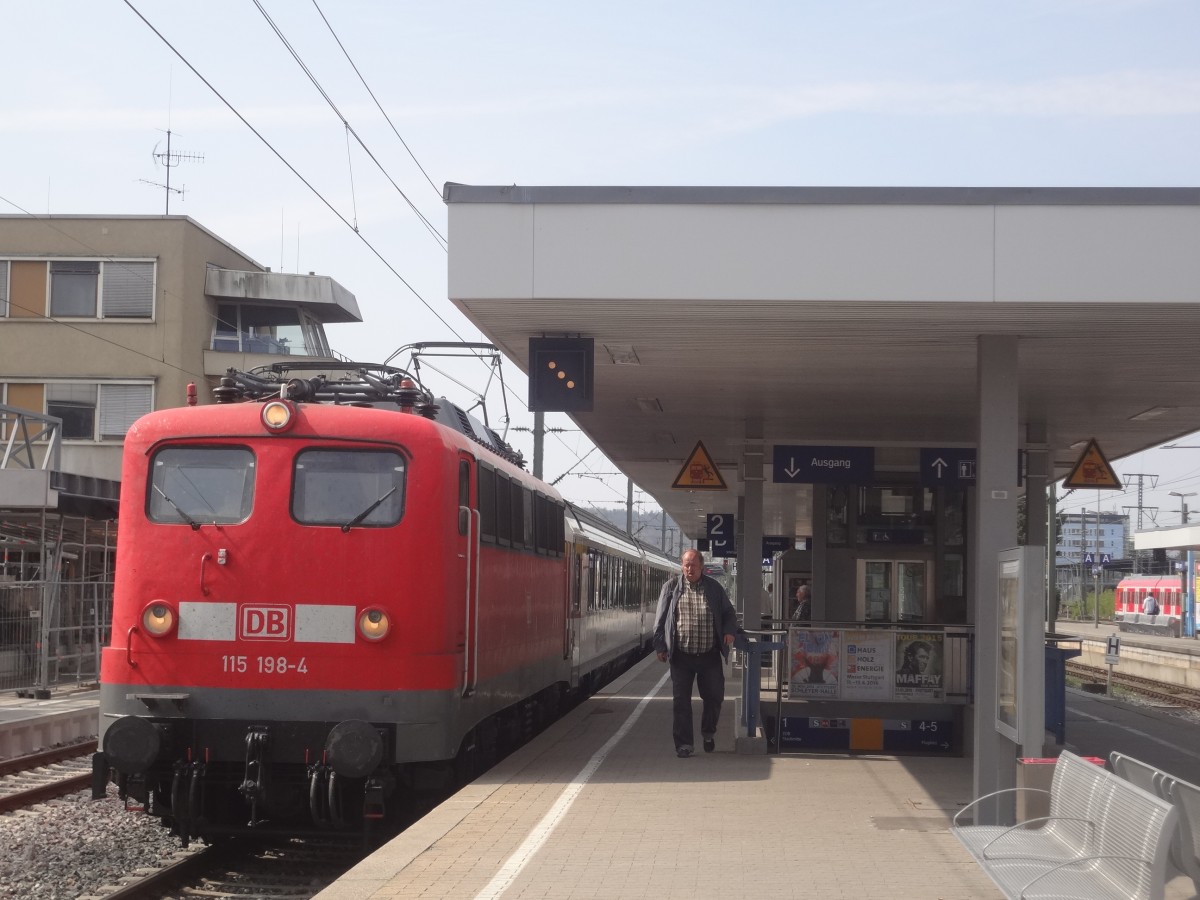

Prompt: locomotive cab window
xmin=293 ymin=449 xmax=406 ymax=528
xmin=148 ymin=446 xmax=256 ymax=525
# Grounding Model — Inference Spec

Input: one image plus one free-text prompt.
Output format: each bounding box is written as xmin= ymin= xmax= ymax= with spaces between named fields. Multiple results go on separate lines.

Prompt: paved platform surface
xmin=0 ymin=685 xmax=98 ymax=758
xmin=317 ymin=656 xmax=1003 ymax=900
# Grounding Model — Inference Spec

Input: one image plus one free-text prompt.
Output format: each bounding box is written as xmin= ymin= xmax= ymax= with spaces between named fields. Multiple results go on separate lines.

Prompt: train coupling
xmin=363 ymin=775 xmax=387 ymax=820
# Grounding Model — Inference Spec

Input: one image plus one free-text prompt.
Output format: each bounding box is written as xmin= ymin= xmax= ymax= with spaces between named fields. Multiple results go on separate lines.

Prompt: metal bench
xmin=1110 ymin=750 xmax=1200 ymax=893
xmin=952 ymin=750 xmax=1177 ymax=899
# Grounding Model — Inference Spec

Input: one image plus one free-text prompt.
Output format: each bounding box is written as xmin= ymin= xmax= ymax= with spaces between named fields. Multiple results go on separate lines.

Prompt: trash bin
xmin=1044 ymin=636 xmax=1083 ymax=745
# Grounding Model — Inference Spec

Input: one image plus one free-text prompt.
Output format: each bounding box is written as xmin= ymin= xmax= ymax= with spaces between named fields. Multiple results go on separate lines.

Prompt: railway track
xmin=0 ymin=741 xmax=98 ymax=814
xmin=80 ymin=836 xmax=368 ymax=900
xmin=1065 ymin=659 xmax=1200 ymax=710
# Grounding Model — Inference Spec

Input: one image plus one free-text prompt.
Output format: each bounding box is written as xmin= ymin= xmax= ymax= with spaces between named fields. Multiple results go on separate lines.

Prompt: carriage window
xmin=496 ymin=473 xmax=512 ymax=545
xmin=478 ymin=465 xmax=496 ymax=540
xmin=148 ymin=446 xmax=256 ymax=525
xmin=510 ymin=480 xmax=525 ymax=548
xmin=522 ymin=489 xmax=535 ymax=549
xmin=293 ymin=449 xmax=405 ymax=527
xmin=459 ymin=461 xmax=470 ymax=507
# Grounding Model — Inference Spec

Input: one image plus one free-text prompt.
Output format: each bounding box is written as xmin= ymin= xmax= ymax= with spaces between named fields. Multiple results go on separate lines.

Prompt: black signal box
xmin=528 ymin=338 xmax=594 ymax=412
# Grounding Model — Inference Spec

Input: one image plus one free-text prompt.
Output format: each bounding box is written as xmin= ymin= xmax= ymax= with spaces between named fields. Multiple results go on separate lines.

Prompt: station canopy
xmin=445 ymin=185 xmax=1200 ymax=540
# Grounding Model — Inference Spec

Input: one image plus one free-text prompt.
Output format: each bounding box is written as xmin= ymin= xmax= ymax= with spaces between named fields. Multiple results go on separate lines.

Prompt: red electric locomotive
xmin=96 ymin=353 xmax=674 ymax=843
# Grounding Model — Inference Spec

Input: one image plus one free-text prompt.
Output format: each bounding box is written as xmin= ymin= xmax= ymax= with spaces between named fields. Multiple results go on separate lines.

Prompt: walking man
xmin=653 ymin=548 xmax=737 ymax=757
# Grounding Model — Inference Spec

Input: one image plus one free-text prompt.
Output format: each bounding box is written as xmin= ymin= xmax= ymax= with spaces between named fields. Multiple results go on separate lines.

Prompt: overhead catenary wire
xmin=250 ymin=0 xmax=447 ymax=251
xmin=121 ymin=0 xmax=457 ymax=334
xmin=50 ymin=3 xmax=631 ymax=506
xmin=309 ymin=0 xmax=442 ymax=199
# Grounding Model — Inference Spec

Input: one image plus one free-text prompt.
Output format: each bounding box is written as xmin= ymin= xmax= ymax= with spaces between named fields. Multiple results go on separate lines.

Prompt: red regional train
xmin=95 ymin=356 xmax=675 ymax=844
xmin=1114 ymin=574 xmax=1184 ymax=637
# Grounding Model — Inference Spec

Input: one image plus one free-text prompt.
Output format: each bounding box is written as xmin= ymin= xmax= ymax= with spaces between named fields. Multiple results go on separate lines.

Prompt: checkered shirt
xmin=675 ymin=578 xmax=714 ymax=654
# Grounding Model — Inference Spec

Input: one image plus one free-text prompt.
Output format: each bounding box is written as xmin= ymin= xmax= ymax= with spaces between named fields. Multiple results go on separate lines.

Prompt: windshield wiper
xmin=341 ymin=486 xmax=398 ymax=533
xmin=153 ymin=484 xmax=202 ymax=531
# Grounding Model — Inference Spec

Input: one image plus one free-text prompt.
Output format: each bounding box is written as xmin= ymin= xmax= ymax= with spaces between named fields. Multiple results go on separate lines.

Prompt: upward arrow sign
xmin=931 ymin=457 xmax=948 ymax=477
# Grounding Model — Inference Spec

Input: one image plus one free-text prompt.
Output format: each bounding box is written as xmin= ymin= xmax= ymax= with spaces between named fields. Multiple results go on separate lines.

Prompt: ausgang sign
xmin=772 ymin=445 xmax=874 ymax=483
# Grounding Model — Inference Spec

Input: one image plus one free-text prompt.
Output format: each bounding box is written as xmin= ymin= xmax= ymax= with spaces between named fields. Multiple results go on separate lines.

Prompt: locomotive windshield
xmin=148 ymin=446 xmax=256 ymax=525
xmin=292 ymin=449 xmax=406 ymax=528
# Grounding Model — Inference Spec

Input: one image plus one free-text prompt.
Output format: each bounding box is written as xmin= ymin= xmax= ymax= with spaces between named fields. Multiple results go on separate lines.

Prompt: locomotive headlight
xmin=261 ymin=399 xmax=296 ymax=433
xmin=141 ymin=601 xmax=177 ymax=637
xmin=358 ymin=607 xmax=390 ymax=641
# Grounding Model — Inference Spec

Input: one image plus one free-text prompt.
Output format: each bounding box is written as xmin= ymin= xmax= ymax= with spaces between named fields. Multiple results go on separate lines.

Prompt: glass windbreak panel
xmin=293 ymin=449 xmax=405 ymax=527
xmin=858 ymin=486 xmax=935 ymax=527
xmin=941 ymin=554 xmax=964 ymax=597
xmin=857 ymin=485 xmax=935 ymax=546
xmin=941 ymin=553 xmax=966 ymax=623
xmin=149 ymin=447 xmax=255 ymax=525
xmin=827 ymin=485 xmax=849 ymax=546
xmin=940 ymin=488 xmax=966 ymax=546
xmin=897 ymin=562 xmax=926 ymax=622
xmin=864 ymin=561 xmax=892 ymax=621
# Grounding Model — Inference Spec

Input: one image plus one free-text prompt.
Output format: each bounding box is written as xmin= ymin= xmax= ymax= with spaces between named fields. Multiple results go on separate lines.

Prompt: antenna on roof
xmin=139 ymin=129 xmax=204 ymax=215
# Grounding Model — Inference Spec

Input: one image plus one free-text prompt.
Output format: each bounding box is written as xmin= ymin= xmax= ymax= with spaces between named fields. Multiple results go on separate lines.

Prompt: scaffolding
xmin=1 ymin=404 xmax=117 ymax=695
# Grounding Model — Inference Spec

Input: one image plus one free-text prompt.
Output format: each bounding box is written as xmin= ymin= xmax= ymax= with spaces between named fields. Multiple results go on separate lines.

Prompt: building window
xmin=50 ymin=261 xmax=99 ymax=317
xmin=99 ymin=384 xmax=154 ymax=438
xmin=0 ymin=261 xmax=8 ymax=316
xmin=42 ymin=260 xmax=153 ymax=319
xmin=46 ymin=382 xmax=153 ymax=441
xmin=212 ymin=302 xmax=330 ymax=355
xmin=101 ymin=261 xmax=155 ymax=317
xmin=47 ymin=383 xmax=96 ymax=438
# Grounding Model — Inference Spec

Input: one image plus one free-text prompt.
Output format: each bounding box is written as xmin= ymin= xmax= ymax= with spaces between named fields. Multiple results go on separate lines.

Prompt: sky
xmin=3 ymin=0 xmax=1200 ymax=521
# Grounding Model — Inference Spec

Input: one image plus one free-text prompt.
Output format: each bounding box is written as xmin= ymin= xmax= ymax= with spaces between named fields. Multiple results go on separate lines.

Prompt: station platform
xmin=1052 ymin=617 xmax=1200 ymax=655
xmin=317 ymin=655 xmax=1002 ymax=900
xmin=0 ymin=684 xmax=99 ymax=758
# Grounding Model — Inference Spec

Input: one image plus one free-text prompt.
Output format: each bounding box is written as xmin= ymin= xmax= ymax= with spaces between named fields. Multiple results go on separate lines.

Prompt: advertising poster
xmin=789 ymin=628 xmax=840 ymax=698
xmin=996 ymin=559 xmax=1020 ymax=740
xmin=893 ymin=631 xmax=944 ymax=700
xmin=841 ymin=630 xmax=893 ymax=700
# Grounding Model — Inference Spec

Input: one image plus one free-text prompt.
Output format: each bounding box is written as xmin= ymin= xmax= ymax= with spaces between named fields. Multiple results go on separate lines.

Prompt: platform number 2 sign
xmin=707 ymin=514 xmax=736 ymax=558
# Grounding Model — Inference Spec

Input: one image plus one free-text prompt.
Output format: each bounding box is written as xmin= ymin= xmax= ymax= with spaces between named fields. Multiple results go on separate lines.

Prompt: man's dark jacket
xmin=652 ymin=574 xmax=738 ymax=661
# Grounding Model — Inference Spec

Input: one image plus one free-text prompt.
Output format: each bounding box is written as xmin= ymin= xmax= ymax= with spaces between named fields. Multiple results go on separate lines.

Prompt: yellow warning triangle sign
xmin=672 ymin=441 xmax=727 ymax=491
xmin=1063 ymin=438 xmax=1122 ymax=490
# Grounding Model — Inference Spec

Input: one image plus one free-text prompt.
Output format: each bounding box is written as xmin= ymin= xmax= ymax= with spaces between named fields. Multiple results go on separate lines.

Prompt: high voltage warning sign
xmin=672 ymin=441 xmax=727 ymax=490
xmin=1063 ymin=438 xmax=1122 ymax=490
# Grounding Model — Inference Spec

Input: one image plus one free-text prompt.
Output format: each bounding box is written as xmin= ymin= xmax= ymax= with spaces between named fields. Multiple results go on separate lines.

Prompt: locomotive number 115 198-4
xmin=222 ymin=655 xmax=308 ymax=674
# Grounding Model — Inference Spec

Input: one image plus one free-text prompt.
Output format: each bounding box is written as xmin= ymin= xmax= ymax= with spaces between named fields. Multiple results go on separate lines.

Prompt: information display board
xmin=995 ymin=546 xmax=1046 ymax=752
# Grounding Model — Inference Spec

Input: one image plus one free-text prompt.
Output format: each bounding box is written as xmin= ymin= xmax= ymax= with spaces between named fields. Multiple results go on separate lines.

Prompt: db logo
xmin=239 ymin=605 xmax=292 ymax=641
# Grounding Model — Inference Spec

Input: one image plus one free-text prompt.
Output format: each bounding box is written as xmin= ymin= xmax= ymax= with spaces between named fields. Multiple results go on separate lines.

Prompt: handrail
xmin=126 ymin=625 xmax=139 ymax=669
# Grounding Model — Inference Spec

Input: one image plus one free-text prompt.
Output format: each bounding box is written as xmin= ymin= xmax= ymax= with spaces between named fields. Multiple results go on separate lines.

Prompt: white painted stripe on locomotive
xmin=178 ymin=602 xmax=236 ymax=641
xmin=473 ymin=669 xmax=671 ymax=900
xmin=175 ymin=602 xmax=355 ymax=642
xmin=295 ymin=604 xmax=356 ymax=643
